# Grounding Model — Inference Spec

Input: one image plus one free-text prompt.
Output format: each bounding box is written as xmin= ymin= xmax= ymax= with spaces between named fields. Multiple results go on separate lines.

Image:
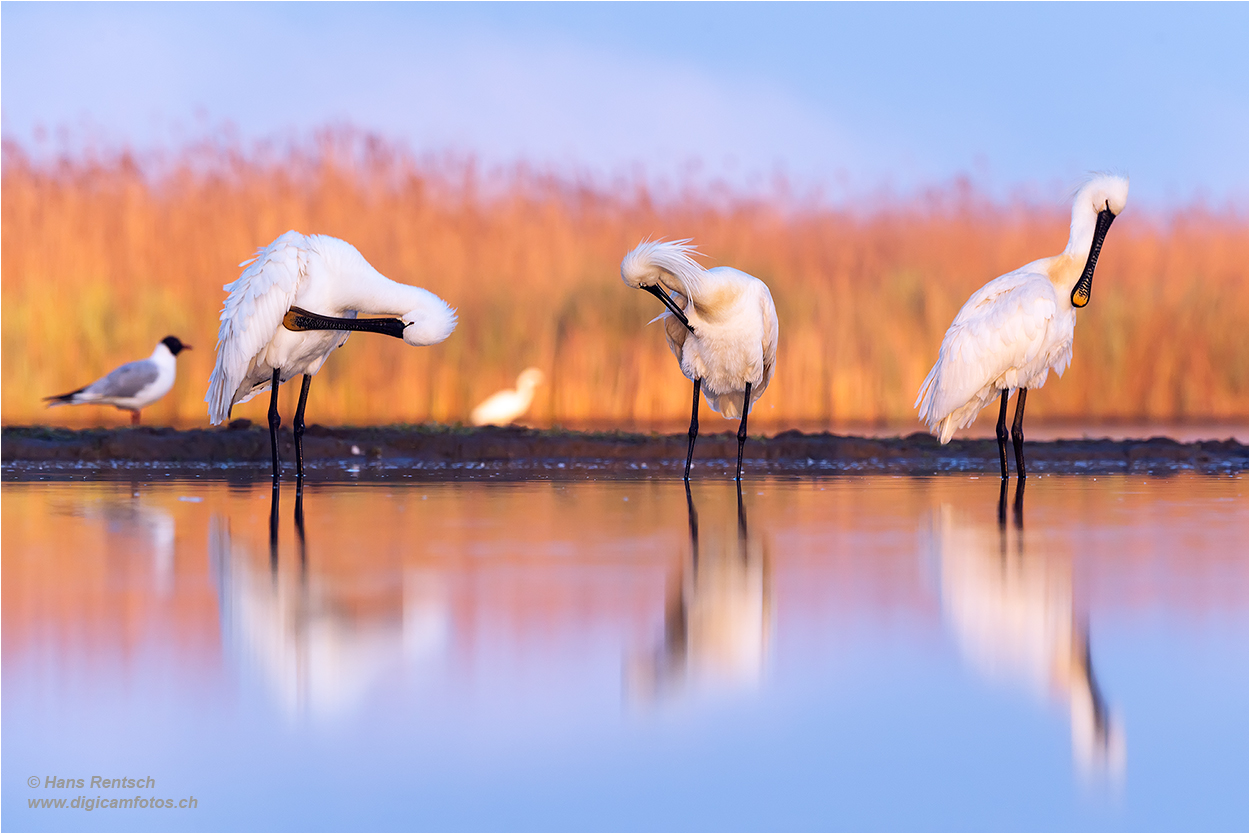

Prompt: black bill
xmin=283 ymin=306 xmax=407 ymax=339
xmin=643 ymin=284 xmax=694 ymax=333
xmin=1071 ymin=208 xmax=1116 ymax=308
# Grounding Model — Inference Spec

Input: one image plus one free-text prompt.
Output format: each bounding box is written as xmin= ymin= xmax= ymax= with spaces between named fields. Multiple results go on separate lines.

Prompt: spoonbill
xmin=915 ymin=174 xmax=1129 ymax=478
xmin=470 ymin=367 xmax=545 ymax=426
xmin=621 ymin=240 xmax=778 ymax=481
xmin=45 ymin=336 xmax=191 ymax=425
xmin=206 ymin=231 xmax=457 ymax=481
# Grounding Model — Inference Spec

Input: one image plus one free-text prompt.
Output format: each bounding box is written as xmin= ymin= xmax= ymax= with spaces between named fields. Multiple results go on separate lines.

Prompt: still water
xmin=3 ymin=474 xmax=1246 ymax=831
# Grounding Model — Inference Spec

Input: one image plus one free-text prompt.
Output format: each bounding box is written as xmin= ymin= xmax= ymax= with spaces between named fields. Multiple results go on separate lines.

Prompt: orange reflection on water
xmin=3 ymin=475 xmax=1244 ymax=733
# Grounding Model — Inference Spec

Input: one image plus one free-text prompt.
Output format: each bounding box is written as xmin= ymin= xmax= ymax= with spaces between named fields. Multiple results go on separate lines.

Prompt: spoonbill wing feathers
xmin=916 ymin=271 xmax=1059 ymax=438
xmin=758 ymin=284 xmax=779 ymax=398
xmin=660 ymin=311 xmax=690 ymax=363
xmin=206 ymin=232 xmax=309 ymax=424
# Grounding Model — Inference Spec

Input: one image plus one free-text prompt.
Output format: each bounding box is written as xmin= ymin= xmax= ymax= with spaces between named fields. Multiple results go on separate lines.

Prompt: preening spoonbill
xmin=206 ymin=231 xmax=457 ymax=481
xmin=621 ymin=240 xmax=779 ymax=481
xmin=45 ymin=336 xmax=191 ymax=425
xmin=470 ymin=367 xmax=545 ymax=426
xmin=915 ymin=174 xmax=1129 ymax=478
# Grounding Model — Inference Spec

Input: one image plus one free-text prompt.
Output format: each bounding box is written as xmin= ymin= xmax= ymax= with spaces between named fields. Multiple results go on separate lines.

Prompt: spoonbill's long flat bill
xmin=621 ymin=240 xmax=778 ymax=481
xmin=206 ymin=231 xmax=457 ymax=481
xmin=915 ymin=173 xmax=1129 ymax=478
xmin=45 ymin=336 xmax=191 ymax=425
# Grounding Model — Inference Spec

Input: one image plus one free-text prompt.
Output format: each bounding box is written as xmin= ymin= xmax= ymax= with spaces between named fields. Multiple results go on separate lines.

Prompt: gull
xmin=45 ymin=336 xmax=191 ymax=425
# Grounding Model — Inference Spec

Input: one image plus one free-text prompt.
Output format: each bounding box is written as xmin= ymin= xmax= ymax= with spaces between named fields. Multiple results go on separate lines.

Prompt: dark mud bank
xmin=3 ymin=423 xmax=1245 ymax=478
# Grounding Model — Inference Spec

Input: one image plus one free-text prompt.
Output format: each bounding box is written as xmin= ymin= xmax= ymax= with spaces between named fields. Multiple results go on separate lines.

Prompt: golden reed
xmin=3 ymin=133 xmax=1246 ymax=431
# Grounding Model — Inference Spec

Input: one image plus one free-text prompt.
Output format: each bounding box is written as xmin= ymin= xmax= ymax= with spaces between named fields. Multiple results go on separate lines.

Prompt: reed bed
xmin=3 ymin=132 xmax=1246 ymax=431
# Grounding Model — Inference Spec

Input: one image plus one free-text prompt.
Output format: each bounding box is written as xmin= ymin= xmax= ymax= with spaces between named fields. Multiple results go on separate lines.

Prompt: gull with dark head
xmin=45 ymin=336 xmax=191 ymax=425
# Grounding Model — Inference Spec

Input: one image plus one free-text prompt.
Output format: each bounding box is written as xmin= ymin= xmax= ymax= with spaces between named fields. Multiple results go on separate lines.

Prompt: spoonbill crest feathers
xmin=620 ymin=238 xmax=706 ymax=300
xmin=1072 ymin=173 xmax=1129 ymax=217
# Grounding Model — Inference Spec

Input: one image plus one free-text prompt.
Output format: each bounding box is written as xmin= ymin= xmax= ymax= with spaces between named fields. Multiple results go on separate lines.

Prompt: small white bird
xmin=915 ymin=174 xmax=1129 ymax=478
xmin=206 ymin=231 xmax=457 ymax=481
xmin=470 ymin=367 xmax=545 ymax=426
xmin=45 ymin=336 xmax=191 ymax=425
xmin=621 ymin=240 xmax=779 ymax=480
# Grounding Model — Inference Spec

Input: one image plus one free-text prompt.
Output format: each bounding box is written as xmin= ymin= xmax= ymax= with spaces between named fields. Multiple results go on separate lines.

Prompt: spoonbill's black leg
xmin=997 ymin=476 xmax=1009 ymax=526
xmin=736 ymin=479 xmax=748 ymax=540
xmin=684 ymin=480 xmax=699 ymax=573
xmin=995 ymin=390 xmax=1010 ymax=480
xmin=1012 ymin=388 xmax=1029 ymax=479
xmin=684 ymin=379 xmax=701 ymax=481
xmin=268 ymin=481 xmax=280 ymax=574
xmin=267 ymin=368 xmax=282 ymax=483
xmin=294 ymin=486 xmax=307 ymax=569
xmin=1012 ymin=473 xmax=1026 ymax=529
xmin=735 ymin=382 xmax=752 ymax=481
xmin=293 ymin=374 xmax=312 ymax=481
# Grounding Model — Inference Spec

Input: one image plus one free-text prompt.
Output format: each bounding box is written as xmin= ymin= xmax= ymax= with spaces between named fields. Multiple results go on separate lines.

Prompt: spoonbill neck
xmin=342 ymin=270 xmax=437 ymax=317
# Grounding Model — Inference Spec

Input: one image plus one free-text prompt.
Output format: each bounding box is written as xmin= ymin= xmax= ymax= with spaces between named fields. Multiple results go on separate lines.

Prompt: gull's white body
xmin=916 ymin=175 xmax=1129 ymax=442
xmin=47 ymin=340 xmax=183 ymax=415
xmin=206 ymin=231 xmax=456 ymax=424
xmin=621 ymin=240 xmax=778 ymax=418
xmin=470 ymin=368 xmax=545 ymax=426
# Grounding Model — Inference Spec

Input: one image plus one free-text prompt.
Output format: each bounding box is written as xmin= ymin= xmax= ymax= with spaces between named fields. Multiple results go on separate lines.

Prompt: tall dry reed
xmin=3 ymin=132 xmax=1246 ymax=431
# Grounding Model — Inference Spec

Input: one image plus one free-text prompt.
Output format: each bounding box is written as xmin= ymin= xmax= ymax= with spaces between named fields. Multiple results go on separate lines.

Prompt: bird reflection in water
xmin=57 ymin=488 xmax=177 ymax=596
xmin=209 ymin=489 xmax=446 ymax=721
xmin=629 ymin=483 xmax=771 ymax=699
xmin=934 ymin=479 xmax=1125 ymax=780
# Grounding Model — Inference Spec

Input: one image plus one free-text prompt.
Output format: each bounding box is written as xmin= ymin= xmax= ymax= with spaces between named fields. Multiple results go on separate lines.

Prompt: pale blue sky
xmin=2 ymin=2 xmax=1246 ymax=210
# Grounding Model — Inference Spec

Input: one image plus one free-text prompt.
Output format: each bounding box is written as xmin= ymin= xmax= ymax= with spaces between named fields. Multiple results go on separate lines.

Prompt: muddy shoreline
xmin=2 ymin=423 xmax=1245 ymax=480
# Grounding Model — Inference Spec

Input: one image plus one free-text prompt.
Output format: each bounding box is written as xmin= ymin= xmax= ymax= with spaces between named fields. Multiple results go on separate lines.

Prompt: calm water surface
xmin=3 ymin=475 xmax=1246 ymax=831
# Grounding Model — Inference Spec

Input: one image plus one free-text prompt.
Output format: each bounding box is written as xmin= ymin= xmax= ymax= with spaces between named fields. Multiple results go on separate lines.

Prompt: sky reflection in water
xmin=3 ymin=475 xmax=1246 ymax=831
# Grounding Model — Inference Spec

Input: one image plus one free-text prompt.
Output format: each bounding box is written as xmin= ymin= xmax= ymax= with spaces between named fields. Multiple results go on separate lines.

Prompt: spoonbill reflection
xmin=629 ymin=484 xmax=771 ymax=699
xmin=206 ymin=232 xmax=457 ymax=482
xmin=45 ymin=336 xmax=191 ymax=425
xmin=916 ymin=174 xmax=1129 ymax=478
xmin=209 ymin=510 xmax=448 ymax=721
xmin=621 ymin=240 xmax=778 ymax=480
xmin=470 ymin=367 xmax=545 ymax=426
xmin=930 ymin=484 xmax=1125 ymax=779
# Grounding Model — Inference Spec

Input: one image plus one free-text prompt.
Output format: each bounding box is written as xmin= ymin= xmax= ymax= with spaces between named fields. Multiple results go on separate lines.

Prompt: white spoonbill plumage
xmin=206 ymin=231 xmax=457 ymax=480
xmin=470 ymin=367 xmax=545 ymax=426
xmin=45 ymin=336 xmax=191 ymax=425
xmin=621 ymin=240 xmax=778 ymax=480
xmin=915 ymin=174 xmax=1129 ymax=478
